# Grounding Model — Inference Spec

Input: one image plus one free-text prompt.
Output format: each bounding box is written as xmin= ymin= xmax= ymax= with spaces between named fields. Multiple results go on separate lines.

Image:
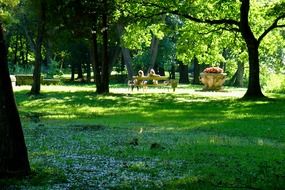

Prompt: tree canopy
xmin=118 ymin=0 xmax=285 ymax=98
xmin=2 ymin=0 xmax=285 ymax=97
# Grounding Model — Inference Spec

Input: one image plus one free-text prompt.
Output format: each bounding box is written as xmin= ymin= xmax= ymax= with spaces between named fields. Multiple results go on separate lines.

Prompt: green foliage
xmin=264 ymin=73 xmax=285 ymax=93
xmin=0 ymin=0 xmax=19 ymax=24
xmin=259 ymin=30 xmax=285 ymax=71
xmin=156 ymin=37 xmax=176 ymax=71
xmin=0 ymin=0 xmax=19 ymax=6
xmin=122 ymin=21 xmax=165 ymax=50
xmin=45 ymin=59 xmax=64 ymax=78
xmin=177 ymin=21 xmax=228 ymax=64
xmin=122 ymin=22 xmax=152 ymax=50
xmin=9 ymin=64 xmax=34 ymax=74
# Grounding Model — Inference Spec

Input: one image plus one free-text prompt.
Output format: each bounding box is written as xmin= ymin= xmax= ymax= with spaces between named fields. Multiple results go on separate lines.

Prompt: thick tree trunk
xmin=240 ymin=0 xmax=265 ymax=99
xmin=0 ymin=23 xmax=30 ymax=178
xmin=243 ymin=44 xmax=264 ymax=98
xmin=179 ymin=62 xmax=189 ymax=84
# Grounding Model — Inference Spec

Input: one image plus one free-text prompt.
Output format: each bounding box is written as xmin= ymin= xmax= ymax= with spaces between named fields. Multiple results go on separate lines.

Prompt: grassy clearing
xmin=1 ymin=84 xmax=285 ymax=189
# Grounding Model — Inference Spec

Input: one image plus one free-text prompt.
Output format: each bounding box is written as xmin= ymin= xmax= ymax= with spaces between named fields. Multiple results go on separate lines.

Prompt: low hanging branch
xmin=258 ymin=14 xmax=285 ymax=44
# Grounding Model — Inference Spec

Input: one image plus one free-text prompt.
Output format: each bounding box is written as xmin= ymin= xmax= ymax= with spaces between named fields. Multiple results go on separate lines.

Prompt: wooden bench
xmin=129 ymin=76 xmax=178 ymax=92
xmin=15 ymin=74 xmax=44 ymax=86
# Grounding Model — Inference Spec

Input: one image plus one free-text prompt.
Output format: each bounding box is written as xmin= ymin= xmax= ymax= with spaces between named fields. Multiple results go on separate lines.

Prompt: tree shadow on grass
xmin=11 ymin=90 xmax=285 ymax=189
xmin=15 ymin=90 xmax=285 ymax=130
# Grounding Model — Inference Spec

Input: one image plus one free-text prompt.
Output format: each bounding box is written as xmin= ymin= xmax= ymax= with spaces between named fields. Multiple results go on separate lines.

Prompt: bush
xmin=264 ymin=74 xmax=285 ymax=93
xmin=9 ymin=64 xmax=34 ymax=75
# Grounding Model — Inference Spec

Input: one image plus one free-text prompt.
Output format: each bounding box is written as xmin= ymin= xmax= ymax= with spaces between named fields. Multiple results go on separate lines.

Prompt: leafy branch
xmin=258 ymin=14 xmax=285 ymax=44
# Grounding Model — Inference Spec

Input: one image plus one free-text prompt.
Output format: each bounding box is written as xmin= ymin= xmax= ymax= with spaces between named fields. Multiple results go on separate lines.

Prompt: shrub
xmin=263 ymin=74 xmax=285 ymax=93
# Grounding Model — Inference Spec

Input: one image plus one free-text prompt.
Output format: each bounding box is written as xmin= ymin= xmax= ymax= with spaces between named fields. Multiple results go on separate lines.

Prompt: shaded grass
xmin=2 ymin=85 xmax=285 ymax=189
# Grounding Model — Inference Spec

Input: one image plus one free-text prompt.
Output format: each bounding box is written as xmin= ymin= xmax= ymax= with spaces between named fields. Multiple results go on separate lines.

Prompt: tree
xmin=53 ymin=0 xmax=117 ymax=94
xmin=29 ymin=0 xmax=46 ymax=95
xmin=120 ymin=0 xmax=285 ymax=99
xmin=117 ymin=23 xmax=134 ymax=79
xmin=0 ymin=1 xmax=31 ymax=178
xmin=19 ymin=0 xmax=47 ymax=95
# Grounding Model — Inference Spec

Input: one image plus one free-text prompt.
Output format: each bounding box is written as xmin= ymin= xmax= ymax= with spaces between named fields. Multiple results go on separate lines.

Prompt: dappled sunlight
xmin=110 ymin=86 xmax=247 ymax=99
xmin=12 ymin=85 xmax=285 ymax=189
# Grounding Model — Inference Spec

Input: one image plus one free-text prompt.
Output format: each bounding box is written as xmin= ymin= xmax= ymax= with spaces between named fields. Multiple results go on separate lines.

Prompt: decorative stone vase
xmin=199 ymin=72 xmax=227 ymax=91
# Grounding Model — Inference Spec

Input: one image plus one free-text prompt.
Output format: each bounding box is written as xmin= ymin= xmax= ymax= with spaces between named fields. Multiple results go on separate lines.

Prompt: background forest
xmin=2 ymin=0 xmax=285 ymax=95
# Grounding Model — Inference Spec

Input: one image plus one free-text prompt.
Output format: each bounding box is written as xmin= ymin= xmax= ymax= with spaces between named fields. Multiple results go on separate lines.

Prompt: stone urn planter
xmin=199 ymin=67 xmax=226 ymax=91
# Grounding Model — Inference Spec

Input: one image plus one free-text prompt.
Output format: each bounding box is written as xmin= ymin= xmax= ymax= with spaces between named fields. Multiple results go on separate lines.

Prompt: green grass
xmin=1 ymin=84 xmax=285 ymax=189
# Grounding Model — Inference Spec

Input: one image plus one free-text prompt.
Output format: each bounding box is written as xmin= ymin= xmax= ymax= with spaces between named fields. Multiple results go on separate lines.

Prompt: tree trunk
xmin=97 ymin=1 xmax=109 ymax=94
xmin=243 ymin=43 xmax=264 ymax=98
xmin=169 ymin=63 xmax=175 ymax=79
xmin=109 ymin=46 xmax=120 ymax=74
xmin=158 ymin=65 xmax=165 ymax=76
xmin=219 ymin=62 xmax=226 ymax=73
xmin=192 ymin=56 xmax=200 ymax=84
xmin=25 ymin=43 xmax=29 ymax=66
xmin=0 ymin=23 xmax=31 ymax=178
xmin=44 ymin=40 xmax=52 ymax=74
xmin=31 ymin=0 xmax=46 ymax=95
xmin=86 ymin=56 xmax=91 ymax=82
xmin=92 ymin=31 xmax=102 ymax=90
xmin=31 ymin=45 xmax=42 ymax=95
xmin=229 ymin=62 xmax=244 ymax=87
xmin=147 ymin=35 xmax=159 ymax=73
xmin=179 ymin=62 xmax=189 ymax=84
xmin=77 ymin=62 xmax=83 ymax=80
xmin=240 ymin=0 xmax=265 ymax=99
xmin=122 ymin=47 xmax=134 ymax=79
xmin=70 ymin=63 xmax=75 ymax=81
xmin=117 ymin=24 xmax=134 ymax=79
xmin=20 ymin=35 xmax=26 ymax=66
xmin=13 ymin=33 xmax=19 ymax=67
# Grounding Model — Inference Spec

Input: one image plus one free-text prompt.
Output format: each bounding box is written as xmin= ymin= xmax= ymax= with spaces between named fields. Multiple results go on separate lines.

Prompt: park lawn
xmin=1 ymin=85 xmax=285 ymax=189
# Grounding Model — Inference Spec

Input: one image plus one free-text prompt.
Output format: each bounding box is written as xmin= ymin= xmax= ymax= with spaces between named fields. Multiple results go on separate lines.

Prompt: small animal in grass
xmin=150 ymin=142 xmax=165 ymax=150
xmin=129 ymin=138 xmax=139 ymax=146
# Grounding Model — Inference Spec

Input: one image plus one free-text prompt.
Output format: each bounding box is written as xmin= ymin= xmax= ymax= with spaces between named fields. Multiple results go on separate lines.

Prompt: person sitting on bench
xmin=129 ymin=70 xmax=146 ymax=90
